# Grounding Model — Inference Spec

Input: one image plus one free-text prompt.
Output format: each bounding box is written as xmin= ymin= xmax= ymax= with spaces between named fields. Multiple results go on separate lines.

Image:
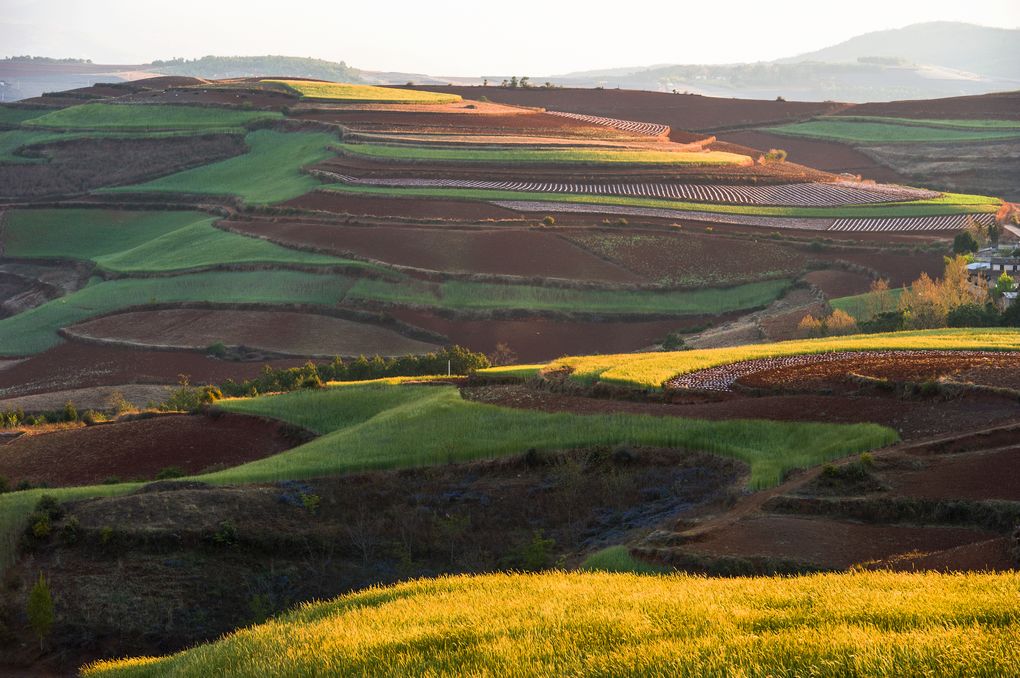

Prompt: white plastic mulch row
xmin=544 ymin=110 xmax=670 ymax=137
xmin=829 ymin=213 xmax=996 ymax=232
xmin=329 ymin=173 xmax=937 ymax=207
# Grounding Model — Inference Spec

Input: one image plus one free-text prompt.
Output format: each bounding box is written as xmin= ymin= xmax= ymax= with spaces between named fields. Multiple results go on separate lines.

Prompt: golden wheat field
xmin=83 ymin=571 xmax=1020 ymax=677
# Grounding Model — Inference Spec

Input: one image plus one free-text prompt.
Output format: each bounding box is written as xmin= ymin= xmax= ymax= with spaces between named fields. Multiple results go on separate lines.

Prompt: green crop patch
xmin=3 ymin=208 xmax=359 ymax=273
xmin=335 ymin=142 xmax=752 ymax=166
xmin=23 ymin=103 xmax=280 ymax=131
xmin=0 ymin=106 xmax=49 ymax=126
xmin=264 ymin=79 xmax=462 ymax=104
xmin=211 ymin=382 xmax=896 ymax=489
xmin=765 ymin=119 xmax=1020 ymax=143
xmin=102 ymin=130 xmax=336 ymax=204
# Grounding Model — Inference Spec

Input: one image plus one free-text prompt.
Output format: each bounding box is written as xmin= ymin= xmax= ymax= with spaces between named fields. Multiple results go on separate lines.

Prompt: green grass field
xmin=479 ymin=328 xmax=1020 ymax=389
xmin=829 ymin=115 xmax=1020 ymax=130
xmin=830 ymin=288 xmax=906 ymax=320
xmin=322 ymin=183 xmax=1000 ymax=218
xmin=22 ymin=103 xmax=280 ymax=131
xmin=0 ymin=129 xmax=72 ymax=162
xmin=3 ymin=208 xmax=352 ymax=273
xmin=82 ymin=570 xmax=1020 ymax=677
xmin=765 ymin=119 xmax=1020 ymax=143
xmin=211 ymin=381 xmax=895 ymax=488
xmin=347 ymin=277 xmax=789 ymax=315
xmin=0 ymin=106 xmax=49 ymax=126
xmin=101 ymin=130 xmax=336 ymax=204
xmin=335 ymin=141 xmax=752 ymax=166
xmin=263 ymin=80 xmax=462 ymax=104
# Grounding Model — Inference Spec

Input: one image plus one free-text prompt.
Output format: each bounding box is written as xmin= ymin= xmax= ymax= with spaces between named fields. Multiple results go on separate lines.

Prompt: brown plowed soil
xmin=462 ymin=384 xmax=1020 ymax=440
xmin=114 ymin=86 xmax=298 ymax=110
xmin=409 ymin=86 xmax=844 ymax=133
xmin=815 ymin=249 xmax=946 ymax=288
xmin=889 ymin=446 xmax=1020 ymax=501
xmin=738 ymin=351 xmax=1020 ymax=393
xmin=0 ymin=412 xmax=298 ymax=486
xmin=683 ymin=514 xmax=998 ymax=569
xmin=0 ymin=384 xmax=174 ymax=413
xmin=221 ymin=220 xmax=645 ymax=282
xmin=282 ymin=191 xmax=521 ymax=220
xmin=841 ymin=91 xmax=1020 ymax=121
xmin=872 ymin=538 xmax=1015 ymax=572
xmin=718 ymin=130 xmax=907 ymax=183
xmin=802 ymin=269 xmax=874 ymax=298
xmin=393 ymin=311 xmax=715 ymax=362
xmin=0 ymin=342 xmax=306 ymax=399
xmin=0 ymin=133 xmax=247 ymax=199
xmin=67 ymin=308 xmax=440 ymax=358
xmin=561 ymin=229 xmax=804 ymax=287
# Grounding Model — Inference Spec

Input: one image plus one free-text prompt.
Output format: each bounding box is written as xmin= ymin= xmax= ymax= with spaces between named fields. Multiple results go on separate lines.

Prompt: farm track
xmin=327 ymin=173 xmax=937 ymax=207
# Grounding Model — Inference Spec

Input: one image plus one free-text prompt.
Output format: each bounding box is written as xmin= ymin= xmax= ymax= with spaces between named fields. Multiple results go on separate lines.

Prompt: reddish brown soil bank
xmin=0 ymin=412 xmax=300 ymax=486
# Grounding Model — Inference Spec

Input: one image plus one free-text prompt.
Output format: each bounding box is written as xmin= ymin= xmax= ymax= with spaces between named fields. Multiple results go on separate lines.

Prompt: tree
xmin=797 ymin=314 xmax=824 ymax=338
xmin=953 ymin=230 xmax=979 ymax=255
xmin=824 ymin=309 xmax=858 ymax=336
xmin=864 ymin=278 xmax=895 ymax=319
xmin=27 ymin=573 xmax=54 ymax=650
xmin=988 ymin=223 xmax=1003 ymax=248
xmin=488 ymin=342 xmax=518 ymax=367
xmin=994 ymin=272 xmax=1015 ymax=297
xmin=509 ymin=76 xmax=519 ymax=88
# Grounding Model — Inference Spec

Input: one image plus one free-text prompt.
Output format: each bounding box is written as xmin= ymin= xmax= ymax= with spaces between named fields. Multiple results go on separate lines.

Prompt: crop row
xmin=829 ymin=213 xmax=996 ymax=231
xmin=331 ymin=173 xmax=937 ymax=207
xmin=545 ymin=110 xmax=670 ymax=137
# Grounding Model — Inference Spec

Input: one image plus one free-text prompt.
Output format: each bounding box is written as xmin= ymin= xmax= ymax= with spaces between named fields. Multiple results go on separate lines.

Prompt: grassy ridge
xmin=23 ymin=103 xmax=280 ymax=131
xmin=765 ymin=119 xmax=1020 ymax=143
xmin=479 ymin=328 xmax=1020 ymax=389
xmin=348 ymin=277 xmax=790 ymax=315
xmin=0 ymin=106 xmax=48 ymax=126
xmin=335 ymin=141 xmax=751 ymax=166
xmin=827 ymin=115 xmax=1020 ymax=130
xmin=102 ymin=130 xmax=336 ymax=204
xmin=264 ymin=80 xmax=461 ymax=104
xmin=212 ymin=382 xmax=895 ymax=488
xmin=322 ymin=183 xmax=1000 ymax=218
xmin=82 ymin=571 xmax=1020 ymax=677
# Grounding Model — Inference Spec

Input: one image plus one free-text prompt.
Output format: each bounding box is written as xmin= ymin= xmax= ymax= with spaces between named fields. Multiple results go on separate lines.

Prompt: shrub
xmin=764 ymin=148 xmax=787 ymax=162
xmin=488 ymin=342 xmax=518 ymax=367
xmin=155 ymin=466 xmax=185 ymax=480
xmin=27 ymin=573 xmax=54 ymax=650
xmin=105 ymin=390 xmax=135 ymax=415
xmin=206 ymin=341 xmax=228 ymax=358
xmin=797 ymin=314 xmax=824 ymax=338
xmin=824 ymin=309 xmax=858 ymax=336
xmin=662 ymin=333 xmax=689 ymax=351
xmin=946 ymin=303 xmax=1001 ymax=328
xmin=542 ymin=216 xmax=556 ymax=226
xmin=0 ymin=475 xmax=8 ymax=494
xmin=506 ymin=530 xmax=557 ymax=571
xmin=300 ymin=493 xmax=321 ymax=515
xmin=63 ymin=400 xmax=78 ymax=422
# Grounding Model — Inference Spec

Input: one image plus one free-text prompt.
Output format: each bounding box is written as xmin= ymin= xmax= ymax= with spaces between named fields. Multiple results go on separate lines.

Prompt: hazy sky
xmin=2 ymin=0 xmax=1018 ymax=75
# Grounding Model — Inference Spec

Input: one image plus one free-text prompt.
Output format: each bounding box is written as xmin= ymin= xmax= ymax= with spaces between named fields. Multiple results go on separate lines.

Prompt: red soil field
xmin=409 ymin=86 xmax=845 ymax=133
xmin=802 ymin=269 xmax=874 ymax=298
xmin=0 ymin=413 xmax=298 ymax=487
xmin=0 ymin=342 xmax=306 ymax=399
xmin=873 ymin=538 xmax=1015 ymax=573
xmin=737 ymin=351 xmax=1020 ymax=393
xmin=282 ymin=190 xmax=520 ymax=220
xmin=115 ymin=86 xmax=297 ymax=109
xmin=220 ymin=220 xmax=644 ymax=282
xmin=890 ymin=446 xmax=1020 ymax=502
xmin=682 ymin=514 xmax=998 ymax=569
xmin=0 ymin=384 xmax=174 ymax=413
xmin=719 ymin=130 xmax=908 ymax=184
xmin=841 ymin=91 xmax=1020 ymax=121
xmin=561 ymin=229 xmax=804 ymax=286
xmin=66 ymin=308 xmax=440 ymax=358
xmin=816 ymin=249 xmax=945 ymax=288
xmin=391 ymin=311 xmax=713 ymax=362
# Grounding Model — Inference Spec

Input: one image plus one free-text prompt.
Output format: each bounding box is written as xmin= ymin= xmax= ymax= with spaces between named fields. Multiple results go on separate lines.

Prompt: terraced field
xmin=481 ymin=328 xmax=1020 ymax=389
xmin=545 ymin=110 xmax=670 ymax=137
xmin=766 ymin=118 xmax=1020 ymax=143
xmin=22 ymin=103 xmax=280 ymax=131
xmin=263 ymin=79 xmax=461 ymax=104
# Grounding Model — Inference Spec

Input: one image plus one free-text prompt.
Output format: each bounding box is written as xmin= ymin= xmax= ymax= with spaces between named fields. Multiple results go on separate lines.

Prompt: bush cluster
xmin=219 ymin=346 xmax=489 ymax=397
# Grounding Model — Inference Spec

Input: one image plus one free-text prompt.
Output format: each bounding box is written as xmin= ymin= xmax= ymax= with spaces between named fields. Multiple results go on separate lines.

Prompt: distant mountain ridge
xmin=546 ymin=22 xmax=1020 ymax=102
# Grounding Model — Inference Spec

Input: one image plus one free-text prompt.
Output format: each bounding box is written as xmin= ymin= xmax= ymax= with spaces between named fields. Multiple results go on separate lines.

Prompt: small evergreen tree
xmin=27 ymin=573 xmax=54 ymax=650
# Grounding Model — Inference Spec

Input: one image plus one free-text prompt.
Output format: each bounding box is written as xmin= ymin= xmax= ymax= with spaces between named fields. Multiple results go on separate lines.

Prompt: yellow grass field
xmin=480 ymin=328 xmax=1020 ymax=388
xmin=263 ymin=79 xmax=461 ymax=104
xmin=82 ymin=571 xmax=1020 ymax=677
